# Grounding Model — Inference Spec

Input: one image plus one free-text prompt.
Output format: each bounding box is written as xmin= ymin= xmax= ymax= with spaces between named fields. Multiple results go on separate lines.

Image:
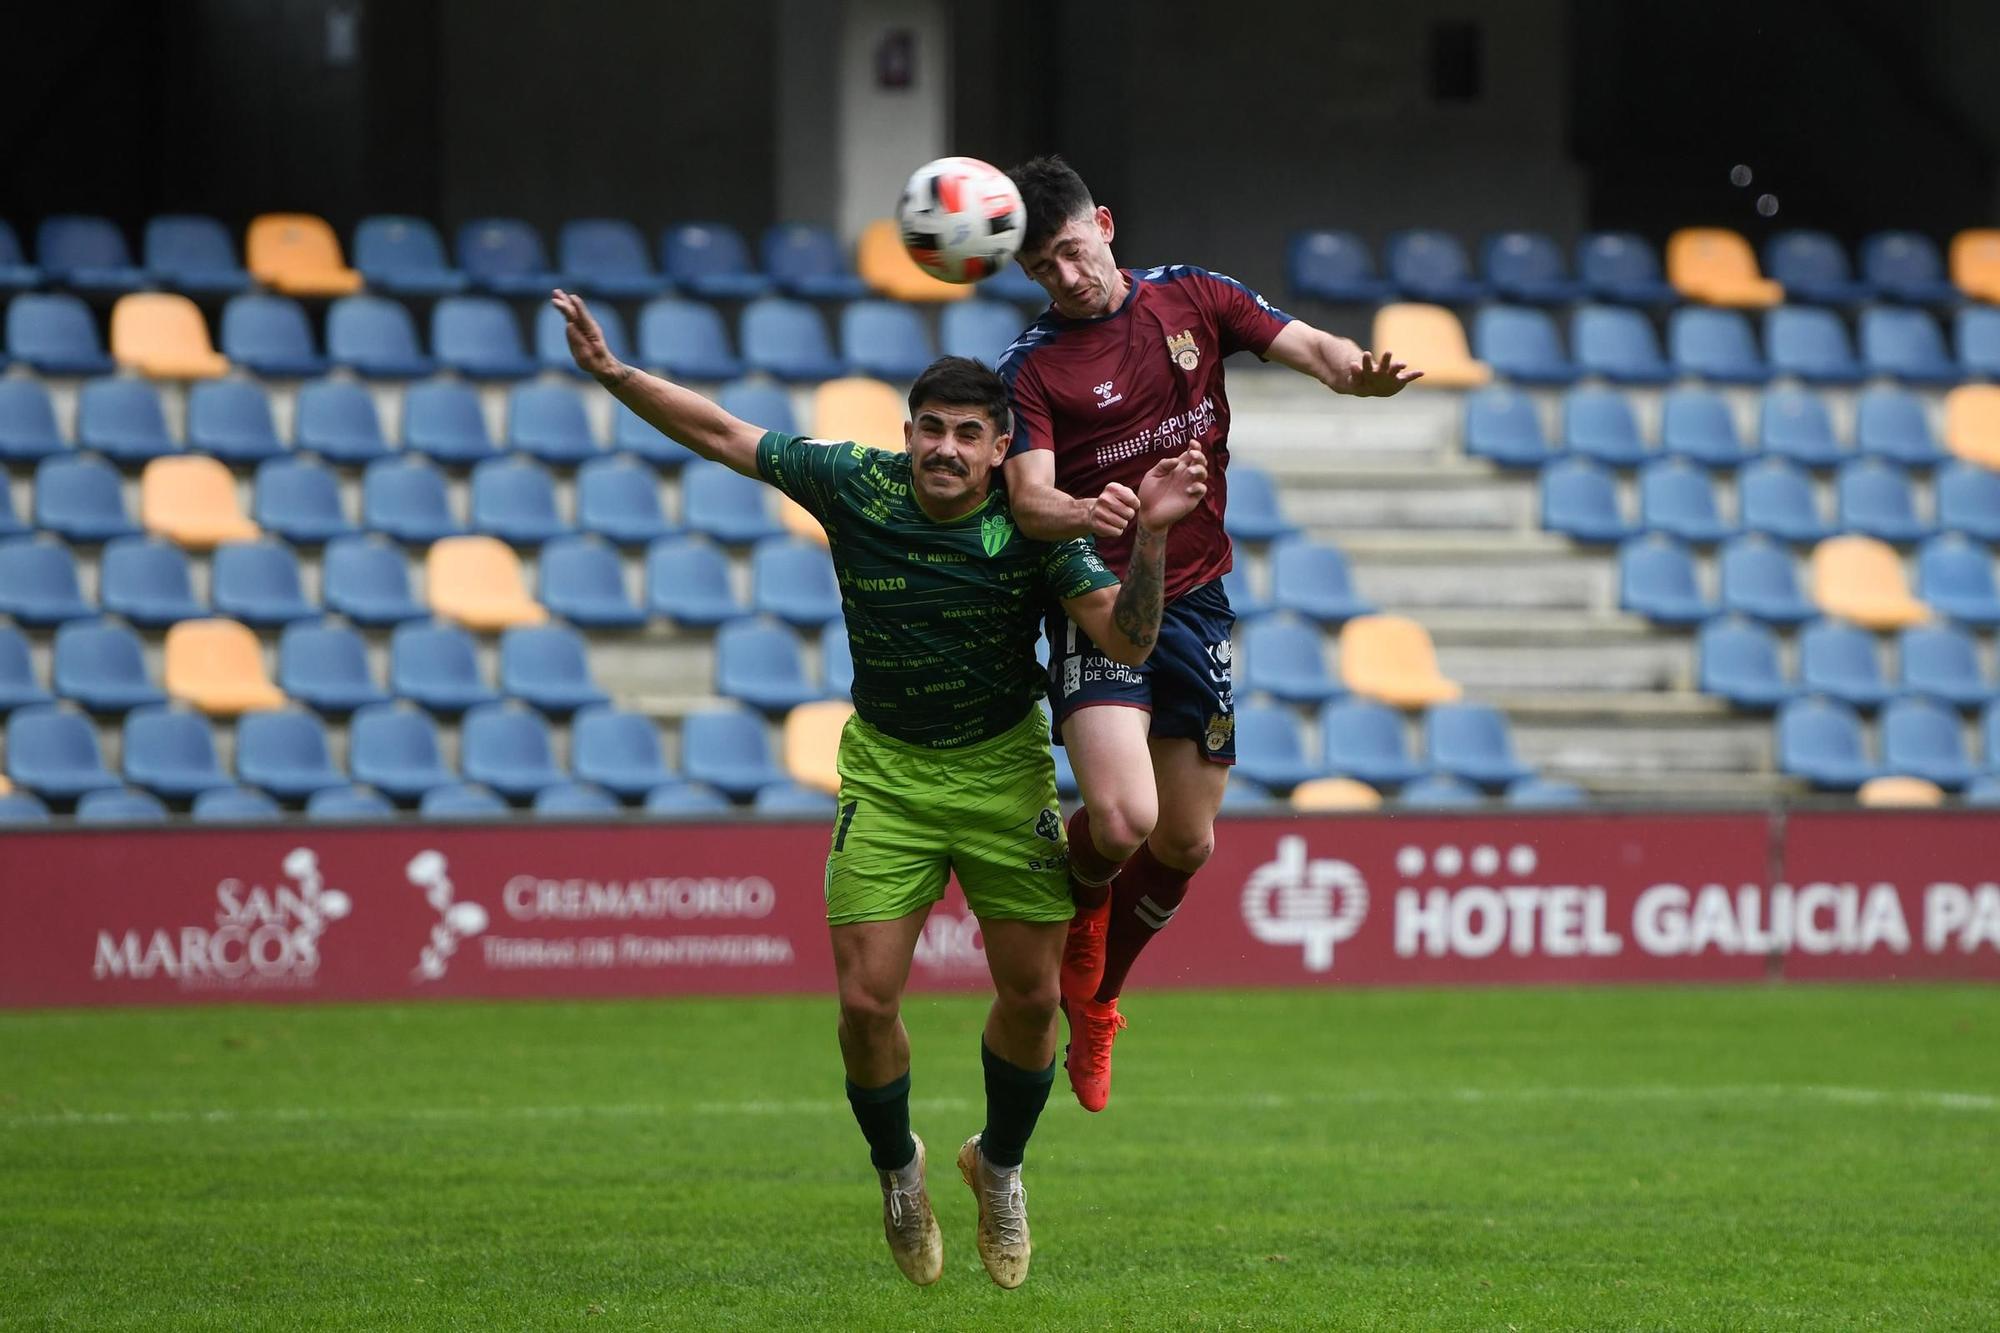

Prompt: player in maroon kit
xmin=998 ymin=155 xmax=1420 ymax=1112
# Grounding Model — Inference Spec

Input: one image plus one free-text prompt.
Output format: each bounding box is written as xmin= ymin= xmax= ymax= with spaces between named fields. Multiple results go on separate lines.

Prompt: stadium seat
xmin=1399 ymin=773 xmax=1485 ymax=808
xmin=662 ymin=223 xmax=772 ymax=300
xmin=1987 ymin=702 xmax=2000 ymax=773
xmin=326 ymin=295 xmax=435 ymax=378
xmin=1270 ymin=539 xmax=1376 ymax=622
xmin=236 ymin=709 xmax=346 ymax=800
xmin=1854 ymin=388 xmax=1944 ymax=469
xmin=1777 ymin=696 xmax=1878 ymax=789
xmin=0 ymin=626 xmax=53 ymax=713
xmin=1339 ymin=614 xmax=1460 ymax=707
xmin=246 ymin=214 xmax=363 ymax=295
xmin=575 ymin=456 xmax=673 ymax=547
xmin=36 ymin=215 xmax=149 ymax=293
xmin=1697 ymin=618 xmax=1793 ymax=710
xmin=470 ymin=456 xmax=569 ymax=546
xmin=539 ymin=535 xmax=645 ymax=628
xmin=1949 ymin=228 xmax=2000 ymax=303
xmin=1860 ymin=307 xmax=1962 ymax=384
xmin=1539 ymin=457 xmax=1635 ymax=544
xmin=856 ymin=218 xmax=971 ymax=303
xmin=611 ymin=401 xmax=699 ymax=469
xmin=0 ymin=789 xmax=49 ymax=823
xmin=212 ymin=541 xmax=315 ymax=626
xmin=34 ymin=454 xmax=138 ymax=542
xmin=188 ymin=786 xmax=282 ymax=821
xmin=1854 ymin=774 xmax=1944 ymax=808
xmin=1370 ymin=304 xmax=1489 ymax=387
xmin=761 ymin=223 xmax=868 ymax=301
xmin=531 ymin=781 xmax=620 ymax=818
xmin=1221 ymin=776 xmax=1280 ymax=809
xmin=1899 ymin=624 xmax=1991 ymax=708
xmin=1799 ymin=618 xmax=1892 ymax=707
xmin=1639 ymin=458 xmax=1735 ymax=543
xmin=752 ymin=539 xmax=843 ymax=627
xmin=499 ymin=623 xmax=609 ymax=713
xmin=350 ymin=703 xmax=456 ymax=802
xmin=76 ymin=786 xmax=169 ymax=823
xmin=1569 ymin=305 xmax=1673 ymax=384
xmin=1881 ymin=696 xmax=1976 ymax=788
xmin=425 ymin=535 xmax=547 ymax=630
xmin=418 ymin=782 xmax=507 ymax=818
xmin=53 ymin=619 xmax=163 ymax=713
xmin=78 ymin=378 xmax=178 ymax=464
xmin=0 ymin=476 xmax=20 ymax=539
xmin=1763 ymin=231 xmax=1868 ymax=305
xmin=752 ymin=780 xmax=838 ymax=814
xmin=100 ymin=537 xmax=203 ymax=626
xmin=432 ymin=297 xmax=536 ymax=380
xmin=1562 ymin=386 xmax=1651 ymax=467
xmin=534 ymin=298 xmax=631 ymax=379
xmin=352 ymin=215 xmax=467 ymax=295
xmin=680 ymin=706 xmax=786 ymax=800
xmin=399 ymin=381 xmax=497 ymax=468
xmin=1956 ymin=305 xmax=2000 ymax=382
xmin=1811 ymin=534 xmax=1929 ymax=629
xmin=5 ymin=293 xmax=115 ymax=375
xmin=683 ymin=460 xmax=782 ymax=544
xmin=1506 ymin=776 xmax=1586 ymax=807
xmin=1287 ymin=229 xmax=1390 ymax=302
xmin=460 ymin=703 xmax=566 ymax=801
xmin=1667 ymin=228 xmax=1783 ymax=307
xmin=144 ymin=214 xmax=250 ymax=295
xmin=1051 ymin=745 xmax=1079 ymax=800
xmin=783 ymin=698 xmax=852 ymax=794
xmin=841 ymin=300 xmax=935 ymax=381
xmin=646 ymin=536 xmax=744 ymax=626
xmin=186 ymin=379 xmax=286 ymax=465
xmin=1617 ymin=536 xmax=1714 ymax=625
xmin=120 ymin=705 xmax=233 ymax=798
xmin=362 ymin=457 xmax=462 ymax=543
xmin=1224 ymin=466 xmax=1298 ymax=542
xmin=108 ymin=292 xmax=228 ymax=379
xmin=1860 ymin=231 xmax=1957 ymax=305
xmin=0 ymin=219 xmax=37 ymax=293
xmin=1481 ymin=230 xmax=1581 ymax=305
xmin=1916 ymin=534 xmax=2000 ymax=626
xmin=715 ymin=619 xmax=820 ymax=712
xmin=1937 ymin=462 xmax=2000 ymax=543
xmin=1758 ymin=387 xmax=1848 ymax=469
xmin=1718 ymin=535 xmax=1817 ymax=625
xmin=214 ymin=293 xmax=325 ymax=380
xmin=811 ymin=377 xmax=905 ymax=451
xmin=1668 ymin=307 xmax=1770 ymax=383
xmin=1288 ymin=776 xmax=1382 ymax=812
xmin=740 ymin=297 xmax=846 ymax=381
xmin=1425 ymin=702 xmax=1533 ymax=787
xmin=981 ymin=261 xmax=1044 ymax=304
xmin=456 ymin=218 xmax=560 ymax=296
xmin=391 ymin=621 xmax=498 ymax=713
xmin=1472 ymin=305 xmax=1576 ymax=384
xmin=1738 ymin=459 xmax=1831 ymax=543
xmin=644 ymin=779 xmax=733 ymax=815
xmin=1461 ymin=386 xmax=1553 ymax=468
xmin=1764 ymin=305 xmax=1865 ymax=384
xmin=304 ymin=784 xmax=395 ymax=820
xmin=1970 ymin=773 xmax=2000 ymax=806
xmin=1943 ymin=386 xmax=2000 ymax=471
xmin=638 ymin=297 xmax=745 ymax=381
xmin=1221 ymin=567 xmax=1271 ymax=621
xmin=254 ymin=457 xmax=353 ymax=545
xmin=1231 ymin=702 xmax=1321 ymax=793
xmin=1835 ymin=459 xmax=1930 ymax=545
xmin=1241 ymin=615 xmax=1338 ymax=704
xmin=1385 ymin=230 xmax=1486 ymax=304
xmin=278 ymin=619 xmax=389 ymax=713
xmin=0 ymin=380 xmax=64 ymax=462
xmin=0 ymin=538 xmax=93 ymax=624
xmin=820 ymin=621 xmax=854 ymax=699
xmin=941 ymin=300 xmax=1027 ymax=366
xmin=507 ymin=383 xmax=601 ymax=466
xmin=572 ymin=707 xmax=673 ymax=800
xmin=559 ymin=218 xmax=670 ymax=299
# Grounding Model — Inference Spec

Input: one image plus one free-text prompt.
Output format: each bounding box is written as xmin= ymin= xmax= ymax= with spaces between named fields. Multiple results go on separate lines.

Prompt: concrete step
xmin=1348 ymin=555 xmax=1612 ymax=614
xmin=1512 ymin=717 xmax=1775 ymax=778
xmin=1482 ymin=691 xmax=1731 ymax=723
xmin=1577 ymin=770 xmax=1806 ymax=804
xmin=1437 ymin=638 xmax=1692 ymax=693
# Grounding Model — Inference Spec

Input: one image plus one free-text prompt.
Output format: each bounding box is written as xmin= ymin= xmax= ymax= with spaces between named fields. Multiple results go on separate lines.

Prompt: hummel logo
xmin=1092 ymin=380 xmax=1123 ymax=409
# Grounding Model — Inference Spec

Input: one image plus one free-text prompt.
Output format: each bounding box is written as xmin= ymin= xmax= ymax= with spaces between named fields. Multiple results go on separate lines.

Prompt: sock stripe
xmin=1134 ymin=894 xmax=1178 ymax=929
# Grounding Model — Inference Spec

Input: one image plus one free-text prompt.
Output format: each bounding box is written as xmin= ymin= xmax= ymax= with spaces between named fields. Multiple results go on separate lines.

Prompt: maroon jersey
xmin=1000 ymin=265 xmax=1293 ymax=600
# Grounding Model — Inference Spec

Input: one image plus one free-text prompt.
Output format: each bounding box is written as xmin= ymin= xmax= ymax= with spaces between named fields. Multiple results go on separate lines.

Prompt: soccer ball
xmin=895 ymin=156 xmax=1026 ymax=284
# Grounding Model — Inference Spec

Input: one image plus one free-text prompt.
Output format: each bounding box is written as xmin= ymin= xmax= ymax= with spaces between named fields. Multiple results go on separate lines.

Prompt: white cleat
xmin=878 ymin=1134 xmax=944 ymax=1286
xmin=957 ymin=1133 xmax=1031 ymax=1289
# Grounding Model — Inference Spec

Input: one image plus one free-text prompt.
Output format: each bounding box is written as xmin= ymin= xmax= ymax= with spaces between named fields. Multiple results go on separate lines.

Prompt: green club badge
xmin=980 ymin=511 xmax=1013 ymax=557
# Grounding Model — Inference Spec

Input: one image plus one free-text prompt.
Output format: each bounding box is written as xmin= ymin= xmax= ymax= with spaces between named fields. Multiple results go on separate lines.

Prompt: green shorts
xmin=824 ymin=708 xmax=1074 ymax=926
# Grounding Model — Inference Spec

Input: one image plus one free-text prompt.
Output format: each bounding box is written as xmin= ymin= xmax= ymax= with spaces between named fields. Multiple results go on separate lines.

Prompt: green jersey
xmin=756 ymin=430 xmax=1118 ymax=749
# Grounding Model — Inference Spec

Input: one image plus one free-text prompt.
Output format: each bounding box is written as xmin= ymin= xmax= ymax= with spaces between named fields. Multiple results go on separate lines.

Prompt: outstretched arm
xmin=1266 ymin=320 xmax=1423 ymax=397
xmin=552 ymin=289 xmax=764 ymax=477
xmin=1061 ymin=447 xmax=1208 ymax=666
xmin=1003 ymin=450 xmax=1139 ymax=544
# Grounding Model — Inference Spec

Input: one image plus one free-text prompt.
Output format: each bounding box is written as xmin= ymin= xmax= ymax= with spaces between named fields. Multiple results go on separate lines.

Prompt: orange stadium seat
xmin=1369 ymin=304 xmax=1490 ymax=388
xmin=141 ymin=456 xmax=259 ymax=549
xmin=109 ymin=293 xmax=229 ymax=379
xmin=1810 ymin=534 xmax=1929 ymax=630
xmin=1338 ymin=614 xmax=1463 ymax=708
xmin=1856 ymin=774 xmax=1945 ymax=808
xmin=813 ymin=376 xmax=907 ymax=450
xmin=858 ymin=219 xmax=972 ymax=303
xmin=1666 ymin=228 xmax=1783 ymax=307
xmin=164 ymin=619 xmax=286 ymax=715
xmin=1942 ymin=384 xmax=2000 ymax=470
xmin=1948 ymin=229 xmax=2000 ymax=303
xmin=426 ymin=535 xmax=549 ymax=631
xmin=246 ymin=213 xmax=364 ymax=297
xmin=784 ymin=699 xmax=853 ymax=794
xmin=1290 ymin=776 xmax=1382 ymax=812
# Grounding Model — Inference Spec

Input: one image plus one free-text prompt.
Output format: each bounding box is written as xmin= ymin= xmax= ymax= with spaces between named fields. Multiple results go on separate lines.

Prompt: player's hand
xmin=1344 ymin=349 xmax=1423 ymax=397
xmin=551 ymin=289 xmax=623 ymax=383
xmin=1136 ymin=445 xmax=1209 ymax=533
xmin=1087 ymin=483 xmax=1139 ymax=540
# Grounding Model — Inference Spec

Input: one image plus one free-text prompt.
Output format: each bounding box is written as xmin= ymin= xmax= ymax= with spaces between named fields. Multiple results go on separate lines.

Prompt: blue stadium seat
xmin=683 ymin=460 xmax=781 ymax=544
xmin=715 ymin=619 xmax=819 ymax=712
xmin=740 ymin=298 xmax=845 ymax=382
xmin=1758 ymin=387 xmax=1847 ymax=469
xmin=1472 ymin=305 xmax=1577 ymax=384
xmin=100 ymin=536 xmax=202 ymax=626
xmin=717 ymin=381 xmax=798 ymax=439
xmin=646 ymin=536 xmax=744 ymax=625
xmin=1539 ymin=457 xmax=1634 ymax=544
xmin=1399 ymin=773 xmax=1484 ymax=809
xmin=1669 ymin=307 xmax=1770 ymax=383
xmin=572 ymin=707 xmax=672 ymax=799
xmin=1718 ymin=535 xmax=1816 ymax=625
xmin=841 ymin=300 xmax=934 ymax=381
xmin=559 ymin=218 xmax=670 ymax=298
xmin=0 ymin=626 xmax=52 ymax=712
xmin=391 ymin=621 xmax=497 ymax=713
xmin=0 ymin=790 xmax=49 ymax=822
xmin=350 ymin=703 xmax=455 ymax=802
xmin=1860 ymin=307 xmax=1961 ymax=383
xmin=1618 ymin=535 xmax=1713 ymax=624
xmin=1639 ymin=458 xmax=1735 ymax=543
xmin=821 ymin=622 xmax=853 ymax=699
xmin=1881 ymin=696 xmax=1976 ymax=788
xmin=0 ymin=476 xmax=20 ymax=538
xmin=461 ymin=702 xmax=567 ymax=801
xmin=1697 ymin=617 xmax=1793 ymax=710
xmin=611 ymin=401 xmax=697 ymax=470
xmin=1569 ymin=305 xmax=1672 ymax=384
xmin=1286 ymin=230 xmax=1390 ymax=302
xmin=1660 ymin=387 xmax=1755 ymax=468
xmin=1764 ymin=306 xmax=1865 ymax=384
xmin=1270 ymin=539 xmax=1375 ymax=623
xmin=278 ymin=619 xmax=388 ymax=713
xmin=1562 ymin=387 xmax=1651 ymax=467
xmin=1955 ymin=305 xmax=2000 ymax=380
xmin=145 ymin=215 xmax=250 ymax=295
xmin=121 ymin=705 xmax=232 ymax=798
xmin=762 ymin=223 xmax=869 ymax=301
xmin=1577 ymin=232 xmax=1675 ymax=305
xmin=1916 ymin=534 xmax=2000 ymax=626
xmin=5 ymin=293 xmax=115 ymax=375
xmin=53 ymin=620 xmax=163 ymax=713
xmin=1241 ymin=615 xmax=1338 ymax=704
xmin=1385 ymin=230 xmax=1486 ymax=303
xmin=1505 ymin=777 xmax=1586 ymax=808
xmin=401 ymin=380 xmax=499 ymax=467
xmin=1318 ymin=698 xmax=1423 ymax=786
xmin=320 ymin=536 xmax=422 ymax=628
xmin=1777 ymin=696 xmax=1878 ymax=789
xmin=1763 ymin=231 xmax=1868 ymax=305
xmin=534 ymin=298 xmax=633 ymax=379
xmin=539 ymin=535 xmax=645 ymax=628
xmin=1799 ymin=619 xmax=1892 ymax=707
xmin=1463 ymin=386 xmax=1555 ymax=468
xmin=432 ymin=296 xmax=536 ymax=380
xmin=1987 ymin=702 xmax=2000 ymax=774
xmin=76 ymin=786 xmax=169 ymax=823
xmin=362 ymin=456 xmax=463 ymax=543
xmin=0 ymin=380 xmax=65 ymax=462
xmin=219 ymin=293 xmax=327 ymax=377
xmin=533 ymin=781 xmax=622 ymax=817
xmin=0 ymin=539 xmax=93 ymax=624
xmin=941 ymin=300 xmax=1025 ymax=366
xmin=1220 ymin=776 xmax=1279 ymax=809
xmin=37 ymin=215 xmax=149 ymax=293
xmin=34 ymin=453 xmax=138 ymax=542
xmin=1938 ymin=462 xmax=2000 ymax=543
xmin=501 ymin=623 xmax=610 ymax=714
xmin=1224 ymin=466 xmax=1300 ymax=541
xmin=577 ymin=455 xmax=674 ymax=546
xmin=1425 ymin=702 xmax=1533 ymax=787
xmin=1738 ymin=458 xmax=1831 ymax=543
xmin=190 ymin=786 xmax=282 ymax=822
xmin=77 ymin=378 xmax=177 ymax=464
xmin=254 ymin=456 xmax=354 ymax=544
xmin=637 ymin=297 xmax=745 ymax=381
xmin=470 ymin=455 xmax=569 ymax=546
xmin=1482 ymin=231 xmax=1582 ymax=305
xmin=419 ymin=782 xmax=509 ymax=819
xmin=1860 ymin=232 xmax=1957 ymax=305
xmin=1854 ymin=388 xmax=1944 ymax=468
xmin=1052 ymin=744 xmax=1078 ymax=799
xmin=306 ymin=785 xmax=395 ymax=821
xmin=751 ymin=538 xmax=843 ymax=627
xmin=981 ymin=261 xmax=1045 ymax=303
xmin=1965 ymin=773 xmax=2000 ymax=807
xmin=353 ymin=216 xmax=467 ymax=295
xmin=236 ymin=709 xmax=346 ymax=800
xmin=681 ymin=707 xmax=786 ymax=800
xmin=1835 ymin=459 xmax=1930 ymax=545
xmin=508 ymin=383 xmax=602 ymax=465
xmin=0 ymin=219 xmax=44 ymax=293
xmin=1899 ymin=624 xmax=1991 ymax=708
xmin=1231 ymin=702 xmax=1321 ymax=792
xmin=456 ymin=218 xmax=560 ymax=296
xmin=645 ymin=779 xmax=733 ymax=815
xmin=662 ymin=223 xmax=772 ymax=300
xmin=295 ymin=380 xmax=391 ymax=465
xmin=326 ymin=295 xmax=435 ymax=378
xmin=753 ymin=780 xmax=839 ymax=815
xmin=213 ymin=541 xmax=316 ymax=625
xmin=1221 ymin=567 xmax=1271 ymax=620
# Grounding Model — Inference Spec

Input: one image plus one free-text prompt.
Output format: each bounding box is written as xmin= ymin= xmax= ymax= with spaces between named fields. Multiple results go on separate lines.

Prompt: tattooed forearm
xmin=1112 ymin=526 xmax=1167 ymax=650
xmin=596 ymin=361 xmax=637 ymax=389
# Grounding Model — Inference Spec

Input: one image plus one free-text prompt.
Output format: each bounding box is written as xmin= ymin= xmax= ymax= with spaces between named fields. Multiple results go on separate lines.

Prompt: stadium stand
xmin=220 ymin=294 xmax=329 ymax=378
xmin=191 ymin=380 xmax=286 ymax=465
xmin=1764 ymin=305 xmax=1865 ymax=384
xmin=6 ymin=293 xmax=115 ymax=375
xmin=432 ymin=296 xmax=537 ymax=379
xmin=403 ymin=380 xmax=501 ymax=465
xmin=1669 ymin=307 xmax=1770 ymax=383
xmin=500 ymin=624 xmax=609 ymax=713
xmin=80 ymin=378 xmax=178 ymax=464
xmin=191 ymin=786 xmax=282 ymax=822
xmin=100 ymin=537 xmax=205 ymax=626
xmin=76 ymin=787 xmax=169 ymax=823
xmin=456 ymin=218 xmax=561 ymax=296
xmin=762 ymin=223 xmax=870 ymax=301
xmin=539 ymin=535 xmax=647 ymax=628
xmin=35 ymin=454 xmax=140 ymax=542
xmin=1287 ymin=230 xmax=1392 ymax=303
xmin=1762 ymin=230 xmax=1869 ymax=305
xmin=1860 ymin=306 xmax=1962 ymax=383
xmin=236 ymin=709 xmax=347 ymax=800
xmin=741 ymin=297 xmax=846 ymax=381
xmin=37 ymin=215 xmax=150 ymax=293
xmin=1482 ymin=231 xmax=1581 ymax=305
xmin=572 ymin=707 xmax=674 ymax=800
xmin=680 ymin=706 xmax=787 ymax=799
xmin=307 ymin=785 xmax=397 ymax=820
xmin=353 ymin=215 xmax=467 ymax=295
xmin=53 ymin=620 xmax=164 ymax=713
xmin=1385 ymin=229 xmax=1487 ymax=304
xmin=256 ymin=457 xmax=355 ymax=544
xmin=662 ymin=223 xmax=773 ymax=300
xmin=1758 ymin=387 xmax=1847 ymax=468
xmin=508 ymin=383 xmax=603 ymax=465
xmin=638 ymin=298 xmax=744 ymax=381
xmin=0 ymin=627 xmax=54 ymax=712
xmin=841 ymin=300 xmax=935 ymax=380
xmin=421 ymin=782 xmax=508 ymax=818
xmin=0 ymin=380 xmax=65 ymax=461
xmin=350 ymin=704 xmax=456 ymax=802
xmin=0 ymin=539 xmax=93 ymax=624
xmin=462 ymin=702 xmax=568 ymax=800
xmin=1473 ymin=306 xmax=1577 ymax=384
xmin=1571 ymin=304 xmax=1672 ymax=383
xmin=145 ymin=215 xmax=252 ymax=294
xmin=1540 ymin=460 xmax=1635 ymax=544
xmin=1464 ymin=386 xmax=1556 ymax=468
xmin=328 ymin=295 xmax=436 ymax=378
xmin=391 ymin=622 xmax=498 ymax=713
xmin=279 ymin=621 xmax=389 ymax=713
xmin=212 ymin=541 xmax=316 ymax=626
xmin=121 ymin=706 xmax=233 ymax=799
xmin=561 ymin=218 xmax=671 ymax=299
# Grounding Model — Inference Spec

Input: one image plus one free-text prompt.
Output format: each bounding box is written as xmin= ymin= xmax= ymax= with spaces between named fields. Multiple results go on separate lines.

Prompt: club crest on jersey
xmin=1167 ymin=329 xmax=1201 ymax=372
xmin=1204 ymin=710 xmax=1235 ymax=753
xmin=1035 ymin=808 xmax=1061 ymax=842
xmin=980 ymin=511 xmax=1014 ymax=557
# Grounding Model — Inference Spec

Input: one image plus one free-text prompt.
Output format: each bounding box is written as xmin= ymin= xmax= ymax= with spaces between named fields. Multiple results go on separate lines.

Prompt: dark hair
xmin=1008 ymin=154 xmax=1094 ymax=254
xmin=908 ymin=356 xmax=1011 ymax=434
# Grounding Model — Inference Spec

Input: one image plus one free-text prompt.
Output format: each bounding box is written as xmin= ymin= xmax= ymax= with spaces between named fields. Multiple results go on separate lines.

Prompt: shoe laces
xmin=983 ymin=1169 xmax=1027 ymax=1248
xmin=1080 ymin=1004 xmax=1126 ymax=1075
xmin=882 ymin=1174 xmax=925 ymax=1237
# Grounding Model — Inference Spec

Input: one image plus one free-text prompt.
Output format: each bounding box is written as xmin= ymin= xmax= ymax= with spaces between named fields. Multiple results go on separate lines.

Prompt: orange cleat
xmin=1064 ymin=996 xmax=1126 ymax=1113
xmin=1059 ymin=899 xmax=1111 ymax=1006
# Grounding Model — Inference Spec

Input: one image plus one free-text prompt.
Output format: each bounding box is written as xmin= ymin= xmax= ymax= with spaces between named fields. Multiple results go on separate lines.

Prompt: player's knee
xmin=1150 ymin=825 xmax=1215 ymax=874
xmin=993 ymin=974 xmax=1061 ymax=1028
xmin=837 ymin=983 xmax=902 ymax=1037
xmin=1089 ymin=801 xmax=1156 ymax=863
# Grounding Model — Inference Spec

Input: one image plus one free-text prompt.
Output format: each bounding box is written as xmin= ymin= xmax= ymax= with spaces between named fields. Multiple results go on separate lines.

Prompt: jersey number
xmin=833 ymin=800 xmax=859 ymax=851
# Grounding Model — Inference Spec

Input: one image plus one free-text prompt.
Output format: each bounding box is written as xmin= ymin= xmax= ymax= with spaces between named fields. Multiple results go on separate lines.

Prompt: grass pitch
xmin=3 ymin=985 xmax=1997 ymax=1330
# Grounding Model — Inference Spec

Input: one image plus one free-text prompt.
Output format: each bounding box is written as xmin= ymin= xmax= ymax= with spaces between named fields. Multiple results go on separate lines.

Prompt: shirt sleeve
xmin=1192 ymin=268 xmax=1295 ymax=358
xmin=754 ymin=430 xmax=862 ymax=521
xmin=1041 ymin=537 xmax=1120 ymax=601
xmin=1000 ymin=353 xmax=1055 ymax=460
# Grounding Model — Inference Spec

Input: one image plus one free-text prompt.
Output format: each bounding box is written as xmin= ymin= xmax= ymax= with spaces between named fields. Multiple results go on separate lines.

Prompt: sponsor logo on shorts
xmin=1063 ymin=656 xmax=1082 ymax=697
xmin=1035 ymin=808 xmax=1061 ymax=842
xmin=1205 ymin=711 xmax=1235 ymax=753
xmin=1166 ymin=329 xmax=1201 ymax=372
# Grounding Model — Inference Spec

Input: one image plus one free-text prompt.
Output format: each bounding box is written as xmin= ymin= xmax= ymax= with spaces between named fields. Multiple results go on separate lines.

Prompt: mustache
xmin=922 ymin=457 xmax=968 ymax=477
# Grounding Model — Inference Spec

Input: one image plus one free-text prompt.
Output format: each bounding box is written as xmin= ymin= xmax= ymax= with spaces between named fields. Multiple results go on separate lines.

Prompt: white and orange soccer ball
xmin=895 ymin=156 xmax=1027 ymax=284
